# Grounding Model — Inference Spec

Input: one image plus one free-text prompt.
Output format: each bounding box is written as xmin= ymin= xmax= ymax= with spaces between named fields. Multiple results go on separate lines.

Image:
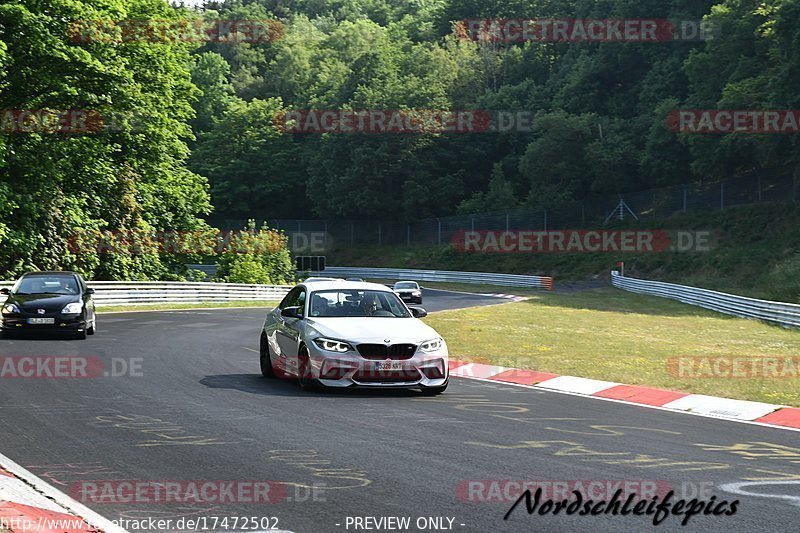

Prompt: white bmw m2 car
xmin=259 ymin=280 xmax=448 ymax=394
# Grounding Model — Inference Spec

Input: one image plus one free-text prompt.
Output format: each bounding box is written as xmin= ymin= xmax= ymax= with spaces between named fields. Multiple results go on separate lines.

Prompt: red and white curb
xmin=477 ymin=293 xmax=528 ymax=302
xmin=449 ymin=361 xmax=800 ymax=431
xmin=0 ymin=453 xmax=127 ymax=533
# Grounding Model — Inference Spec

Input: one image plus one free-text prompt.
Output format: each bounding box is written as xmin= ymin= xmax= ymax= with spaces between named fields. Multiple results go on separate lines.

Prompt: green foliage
xmin=214 ymin=220 xmax=294 ymax=285
xmin=0 ymin=0 xmax=210 ymax=281
xmin=190 ymin=0 xmax=799 ymax=222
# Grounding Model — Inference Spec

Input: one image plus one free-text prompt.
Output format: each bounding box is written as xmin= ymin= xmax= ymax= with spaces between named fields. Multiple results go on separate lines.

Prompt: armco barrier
xmin=611 ymin=271 xmax=800 ymax=328
xmin=0 ymin=281 xmax=291 ymax=307
xmin=320 ymin=266 xmax=554 ymax=289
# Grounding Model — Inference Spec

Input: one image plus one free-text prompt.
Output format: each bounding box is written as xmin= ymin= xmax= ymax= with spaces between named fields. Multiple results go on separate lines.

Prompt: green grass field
xmin=424 ymin=287 xmax=800 ymax=406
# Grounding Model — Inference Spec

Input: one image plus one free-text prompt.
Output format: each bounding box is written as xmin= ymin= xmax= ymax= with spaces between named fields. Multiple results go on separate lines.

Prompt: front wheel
xmin=297 ymin=346 xmax=318 ymax=390
xmin=260 ymin=334 xmax=275 ymax=378
xmin=87 ymin=318 xmax=96 ymax=335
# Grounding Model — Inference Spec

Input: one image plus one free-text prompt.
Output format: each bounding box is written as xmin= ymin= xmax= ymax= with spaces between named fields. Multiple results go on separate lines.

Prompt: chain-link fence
xmin=210 ymin=170 xmax=797 ymax=251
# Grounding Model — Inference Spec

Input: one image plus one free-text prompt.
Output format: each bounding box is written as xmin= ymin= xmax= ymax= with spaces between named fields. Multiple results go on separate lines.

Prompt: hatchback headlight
xmin=419 ymin=338 xmax=443 ymax=352
xmin=313 ymin=338 xmax=353 ymax=353
xmin=61 ymin=302 xmax=83 ymax=315
xmin=2 ymin=303 xmax=20 ymax=315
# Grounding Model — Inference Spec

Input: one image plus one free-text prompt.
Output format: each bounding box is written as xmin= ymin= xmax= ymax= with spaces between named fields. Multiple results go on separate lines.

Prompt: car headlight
xmin=313 ymin=338 xmax=353 ymax=353
xmin=412 ymin=291 xmax=421 ymax=296
xmin=61 ymin=302 xmax=83 ymax=315
xmin=2 ymin=303 xmax=20 ymax=315
xmin=419 ymin=338 xmax=443 ymax=352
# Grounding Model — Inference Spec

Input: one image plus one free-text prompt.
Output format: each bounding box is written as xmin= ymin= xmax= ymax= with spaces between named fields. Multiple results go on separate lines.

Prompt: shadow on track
xmin=200 ymin=373 xmax=430 ymax=398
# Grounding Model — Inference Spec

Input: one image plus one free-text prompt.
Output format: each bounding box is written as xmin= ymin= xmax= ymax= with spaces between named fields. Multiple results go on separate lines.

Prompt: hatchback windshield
xmin=310 ymin=290 xmax=411 ymax=318
xmin=13 ymin=275 xmax=80 ymax=295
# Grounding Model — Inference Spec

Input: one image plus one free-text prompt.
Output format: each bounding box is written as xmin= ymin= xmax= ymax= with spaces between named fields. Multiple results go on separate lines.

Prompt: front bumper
xmin=307 ymin=344 xmax=448 ymax=388
xmin=398 ymin=293 xmax=422 ymax=304
xmin=2 ymin=314 xmax=87 ymax=334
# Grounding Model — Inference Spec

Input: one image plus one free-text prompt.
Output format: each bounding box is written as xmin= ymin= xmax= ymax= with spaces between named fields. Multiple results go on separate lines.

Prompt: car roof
xmin=300 ymin=280 xmax=394 ymax=292
xmin=22 ymin=271 xmax=79 ymax=277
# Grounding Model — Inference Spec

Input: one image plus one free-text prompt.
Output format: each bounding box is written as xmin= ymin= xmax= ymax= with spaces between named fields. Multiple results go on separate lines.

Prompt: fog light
xmin=422 ymin=366 xmax=444 ymax=379
xmin=321 ymin=364 xmax=353 ymax=379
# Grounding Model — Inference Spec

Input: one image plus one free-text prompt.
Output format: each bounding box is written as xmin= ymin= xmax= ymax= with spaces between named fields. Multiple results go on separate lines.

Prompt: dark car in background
xmin=1 ymin=271 xmax=96 ymax=340
xmin=393 ymin=281 xmax=423 ymax=304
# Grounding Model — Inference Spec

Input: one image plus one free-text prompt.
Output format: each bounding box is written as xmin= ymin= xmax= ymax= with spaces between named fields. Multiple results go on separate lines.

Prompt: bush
xmin=214 ymin=220 xmax=294 ymax=285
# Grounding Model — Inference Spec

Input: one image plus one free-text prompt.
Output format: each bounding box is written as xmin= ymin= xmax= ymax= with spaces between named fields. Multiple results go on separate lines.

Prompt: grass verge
xmin=98 ymin=301 xmax=279 ymax=313
xmin=424 ymin=287 xmax=800 ymax=406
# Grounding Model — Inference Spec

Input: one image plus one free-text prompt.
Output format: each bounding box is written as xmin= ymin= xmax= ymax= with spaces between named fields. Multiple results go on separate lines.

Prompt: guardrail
xmin=320 ymin=267 xmax=554 ymax=289
xmin=0 ymin=281 xmax=291 ymax=307
xmin=611 ymin=271 xmax=800 ymax=328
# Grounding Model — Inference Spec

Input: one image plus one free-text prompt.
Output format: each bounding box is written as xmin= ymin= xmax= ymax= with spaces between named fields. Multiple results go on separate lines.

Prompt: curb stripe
xmin=489 ymin=369 xmax=560 ymax=385
xmin=450 ymin=363 xmax=508 ymax=379
xmin=0 ymin=474 xmax=66 ymax=512
xmin=448 ymin=359 xmax=800 ymax=432
xmin=535 ymin=375 xmax=619 ymax=395
xmin=594 ymin=385 xmax=689 ymax=406
xmin=661 ymin=394 xmax=779 ymax=421
xmin=754 ymin=407 xmax=800 ymax=429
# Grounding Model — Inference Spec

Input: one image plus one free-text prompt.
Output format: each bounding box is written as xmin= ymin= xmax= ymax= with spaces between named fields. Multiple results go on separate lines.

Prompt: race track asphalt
xmin=0 ymin=289 xmax=797 ymax=533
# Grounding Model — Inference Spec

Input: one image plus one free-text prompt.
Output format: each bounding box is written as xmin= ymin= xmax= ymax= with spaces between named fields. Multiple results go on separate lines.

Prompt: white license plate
xmin=27 ymin=318 xmax=55 ymax=325
xmin=374 ymin=361 xmax=404 ymax=371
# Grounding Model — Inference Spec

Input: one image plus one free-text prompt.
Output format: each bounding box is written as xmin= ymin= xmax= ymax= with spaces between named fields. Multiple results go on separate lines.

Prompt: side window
xmin=295 ymin=289 xmax=307 ymax=316
xmin=279 ymin=287 xmax=307 ymax=316
xmin=279 ymin=288 xmax=301 ymax=310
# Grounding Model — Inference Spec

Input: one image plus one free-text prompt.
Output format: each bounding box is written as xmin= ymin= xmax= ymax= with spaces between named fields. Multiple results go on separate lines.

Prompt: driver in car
xmin=360 ymin=293 xmax=380 ymax=317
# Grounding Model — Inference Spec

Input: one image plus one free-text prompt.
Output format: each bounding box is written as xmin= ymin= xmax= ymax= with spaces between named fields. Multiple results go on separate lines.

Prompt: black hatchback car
xmin=1 ymin=271 xmax=96 ymax=339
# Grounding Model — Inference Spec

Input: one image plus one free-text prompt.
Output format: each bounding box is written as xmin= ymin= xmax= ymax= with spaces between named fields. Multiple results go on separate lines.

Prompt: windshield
xmin=310 ymin=290 xmax=411 ymax=318
xmin=394 ymin=282 xmax=418 ymax=289
xmin=13 ymin=275 xmax=80 ymax=295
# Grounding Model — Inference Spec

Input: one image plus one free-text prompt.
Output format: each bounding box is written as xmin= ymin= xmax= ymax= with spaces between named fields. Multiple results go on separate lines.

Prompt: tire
xmin=421 ymin=380 xmax=448 ymax=395
xmin=87 ymin=319 xmax=96 ymax=335
xmin=297 ymin=346 xmax=318 ymax=390
xmin=260 ymin=333 xmax=275 ymax=378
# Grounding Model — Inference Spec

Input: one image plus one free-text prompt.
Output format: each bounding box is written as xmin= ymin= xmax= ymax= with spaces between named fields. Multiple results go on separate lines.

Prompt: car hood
xmin=6 ymin=293 xmax=79 ymax=312
xmin=306 ymin=317 xmax=440 ymax=343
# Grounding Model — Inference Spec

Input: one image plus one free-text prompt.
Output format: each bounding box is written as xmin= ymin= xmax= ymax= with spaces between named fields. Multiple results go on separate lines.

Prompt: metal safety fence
xmin=611 ymin=271 xmax=800 ymax=328
xmin=0 ymin=281 xmax=291 ymax=307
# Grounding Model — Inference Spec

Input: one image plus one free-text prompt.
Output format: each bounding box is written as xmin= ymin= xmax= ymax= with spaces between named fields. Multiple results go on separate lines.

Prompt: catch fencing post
xmin=683 ymin=187 xmax=688 ymax=213
xmin=437 ymin=218 xmax=441 ymax=246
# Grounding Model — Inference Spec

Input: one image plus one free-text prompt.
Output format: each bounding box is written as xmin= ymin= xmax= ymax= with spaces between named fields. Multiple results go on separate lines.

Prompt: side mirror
xmin=0 ymin=288 xmax=9 ymax=295
xmin=409 ymin=307 xmax=427 ymax=318
xmin=84 ymin=288 xmax=95 ymax=295
xmin=281 ymin=306 xmax=302 ymax=319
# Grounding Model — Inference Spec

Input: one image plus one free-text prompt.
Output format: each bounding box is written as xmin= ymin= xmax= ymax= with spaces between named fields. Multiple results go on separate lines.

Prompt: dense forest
xmin=0 ymin=0 xmax=798 ymax=279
